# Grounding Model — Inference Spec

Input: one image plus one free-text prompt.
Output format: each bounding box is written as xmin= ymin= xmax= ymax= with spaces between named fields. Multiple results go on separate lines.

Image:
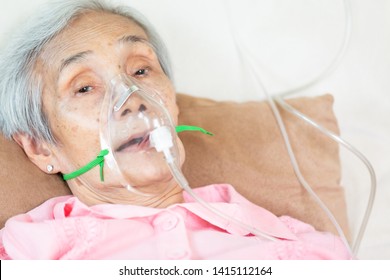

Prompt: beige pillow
xmin=0 ymin=93 xmax=348 ymax=236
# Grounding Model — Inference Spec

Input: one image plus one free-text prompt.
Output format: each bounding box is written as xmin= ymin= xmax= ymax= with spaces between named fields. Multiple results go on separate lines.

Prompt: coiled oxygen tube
xmin=225 ymin=0 xmax=376 ymax=258
xmin=273 ymin=96 xmax=376 ymax=254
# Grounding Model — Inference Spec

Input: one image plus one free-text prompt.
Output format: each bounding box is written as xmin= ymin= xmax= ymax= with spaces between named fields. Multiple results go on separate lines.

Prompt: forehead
xmin=40 ymin=11 xmax=148 ymax=65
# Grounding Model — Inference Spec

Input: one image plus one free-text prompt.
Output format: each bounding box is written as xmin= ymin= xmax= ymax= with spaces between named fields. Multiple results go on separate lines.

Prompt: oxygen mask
xmin=63 ymin=73 xmax=182 ymax=196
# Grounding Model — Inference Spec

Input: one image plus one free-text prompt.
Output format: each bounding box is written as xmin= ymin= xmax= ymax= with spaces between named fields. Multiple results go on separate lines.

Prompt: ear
xmin=13 ymin=133 xmax=61 ymax=174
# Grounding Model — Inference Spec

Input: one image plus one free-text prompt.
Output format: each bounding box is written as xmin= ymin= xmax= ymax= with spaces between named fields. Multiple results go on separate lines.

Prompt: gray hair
xmin=0 ymin=0 xmax=173 ymax=143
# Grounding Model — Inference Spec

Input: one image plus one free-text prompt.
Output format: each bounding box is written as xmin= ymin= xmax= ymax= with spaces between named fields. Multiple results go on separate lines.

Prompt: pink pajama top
xmin=0 ymin=184 xmax=351 ymax=260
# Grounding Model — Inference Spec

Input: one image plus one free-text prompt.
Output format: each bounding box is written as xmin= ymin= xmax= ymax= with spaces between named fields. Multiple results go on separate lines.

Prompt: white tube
xmin=225 ymin=0 xmax=360 ymax=258
xmin=150 ymin=126 xmax=279 ymax=241
xmin=274 ymin=96 xmax=376 ymax=254
xmin=167 ymin=160 xmax=279 ymax=242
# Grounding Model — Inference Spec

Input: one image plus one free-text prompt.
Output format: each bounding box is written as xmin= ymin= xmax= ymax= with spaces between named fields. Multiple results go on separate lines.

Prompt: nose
xmin=115 ymin=93 xmax=149 ymax=120
xmin=120 ymin=101 xmax=147 ymax=117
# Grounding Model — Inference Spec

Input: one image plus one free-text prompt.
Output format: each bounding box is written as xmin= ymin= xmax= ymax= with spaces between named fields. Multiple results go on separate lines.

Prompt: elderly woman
xmin=0 ymin=0 xmax=350 ymax=260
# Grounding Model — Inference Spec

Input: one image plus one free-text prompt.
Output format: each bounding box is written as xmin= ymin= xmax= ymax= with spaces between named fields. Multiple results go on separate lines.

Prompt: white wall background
xmin=0 ymin=0 xmax=389 ymax=259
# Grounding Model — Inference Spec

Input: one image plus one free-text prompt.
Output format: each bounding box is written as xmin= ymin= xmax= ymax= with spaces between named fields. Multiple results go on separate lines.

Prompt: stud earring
xmin=47 ymin=165 xmax=54 ymax=173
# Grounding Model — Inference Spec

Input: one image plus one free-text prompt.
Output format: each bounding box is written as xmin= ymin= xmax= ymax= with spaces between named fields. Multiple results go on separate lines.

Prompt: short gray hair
xmin=0 ymin=0 xmax=172 ymax=143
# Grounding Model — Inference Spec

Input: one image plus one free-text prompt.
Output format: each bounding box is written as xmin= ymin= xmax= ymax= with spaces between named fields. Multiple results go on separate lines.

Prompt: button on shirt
xmin=0 ymin=184 xmax=351 ymax=259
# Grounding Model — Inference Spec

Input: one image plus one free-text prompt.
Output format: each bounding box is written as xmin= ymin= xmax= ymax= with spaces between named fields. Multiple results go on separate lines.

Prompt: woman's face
xmin=38 ymin=11 xmax=185 ymax=199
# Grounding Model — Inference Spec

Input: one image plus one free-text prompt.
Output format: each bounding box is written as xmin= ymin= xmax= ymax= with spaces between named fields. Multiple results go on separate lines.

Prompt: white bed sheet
xmin=1 ymin=0 xmax=389 ymax=260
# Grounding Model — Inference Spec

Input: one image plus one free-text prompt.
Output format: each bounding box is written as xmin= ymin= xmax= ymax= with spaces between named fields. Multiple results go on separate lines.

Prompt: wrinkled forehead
xmin=39 ymin=11 xmax=149 ymax=72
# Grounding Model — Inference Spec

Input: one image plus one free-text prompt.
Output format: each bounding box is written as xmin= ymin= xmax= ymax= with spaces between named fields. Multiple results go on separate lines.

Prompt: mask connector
xmin=150 ymin=126 xmax=174 ymax=163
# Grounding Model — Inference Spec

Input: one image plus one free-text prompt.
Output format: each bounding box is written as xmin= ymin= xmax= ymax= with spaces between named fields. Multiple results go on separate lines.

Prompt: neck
xmin=68 ymin=178 xmax=185 ymax=208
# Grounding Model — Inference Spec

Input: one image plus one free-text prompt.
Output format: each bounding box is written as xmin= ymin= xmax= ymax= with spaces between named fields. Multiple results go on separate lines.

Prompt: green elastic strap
xmin=62 ymin=126 xmax=210 ymax=182
xmin=175 ymin=125 xmax=213 ymax=136
xmin=63 ymin=149 xmax=109 ymax=182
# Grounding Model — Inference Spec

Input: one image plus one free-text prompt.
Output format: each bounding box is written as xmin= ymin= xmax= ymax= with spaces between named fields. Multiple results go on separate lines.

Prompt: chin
xmin=116 ymin=157 xmax=173 ymax=186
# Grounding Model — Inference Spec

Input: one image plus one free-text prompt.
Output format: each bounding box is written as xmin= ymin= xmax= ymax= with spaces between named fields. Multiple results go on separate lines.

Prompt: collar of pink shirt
xmin=49 ymin=184 xmax=297 ymax=241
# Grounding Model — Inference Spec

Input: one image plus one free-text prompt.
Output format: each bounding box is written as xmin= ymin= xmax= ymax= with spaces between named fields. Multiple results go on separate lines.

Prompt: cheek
xmin=55 ymin=103 xmax=99 ymax=136
xmin=166 ymin=90 xmax=179 ymax=124
xmin=139 ymin=76 xmax=177 ymax=122
xmin=177 ymin=137 xmax=186 ymax=167
xmin=51 ymin=103 xmax=102 ymax=170
xmin=155 ymin=78 xmax=178 ymax=121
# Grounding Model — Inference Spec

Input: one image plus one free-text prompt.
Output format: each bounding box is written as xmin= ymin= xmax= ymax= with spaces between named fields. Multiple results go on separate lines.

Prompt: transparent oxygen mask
xmin=99 ymin=74 xmax=181 ymax=195
xmin=62 ymin=73 xmax=182 ymax=196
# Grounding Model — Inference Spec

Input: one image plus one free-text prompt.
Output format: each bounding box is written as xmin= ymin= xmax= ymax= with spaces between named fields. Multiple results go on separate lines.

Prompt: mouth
xmin=115 ymin=132 xmax=151 ymax=153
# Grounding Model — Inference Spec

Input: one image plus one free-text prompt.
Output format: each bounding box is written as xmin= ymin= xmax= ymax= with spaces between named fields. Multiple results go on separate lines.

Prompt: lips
xmin=115 ymin=132 xmax=151 ymax=153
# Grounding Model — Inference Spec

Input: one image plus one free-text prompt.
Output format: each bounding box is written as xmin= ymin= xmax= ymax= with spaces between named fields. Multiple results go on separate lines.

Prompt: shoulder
xmin=4 ymin=195 xmax=75 ymax=226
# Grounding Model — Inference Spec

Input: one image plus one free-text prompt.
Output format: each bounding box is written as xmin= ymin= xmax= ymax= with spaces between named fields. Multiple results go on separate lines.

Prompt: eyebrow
xmin=59 ymin=50 xmax=92 ymax=74
xmin=117 ymin=34 xmax=149 ymax=45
